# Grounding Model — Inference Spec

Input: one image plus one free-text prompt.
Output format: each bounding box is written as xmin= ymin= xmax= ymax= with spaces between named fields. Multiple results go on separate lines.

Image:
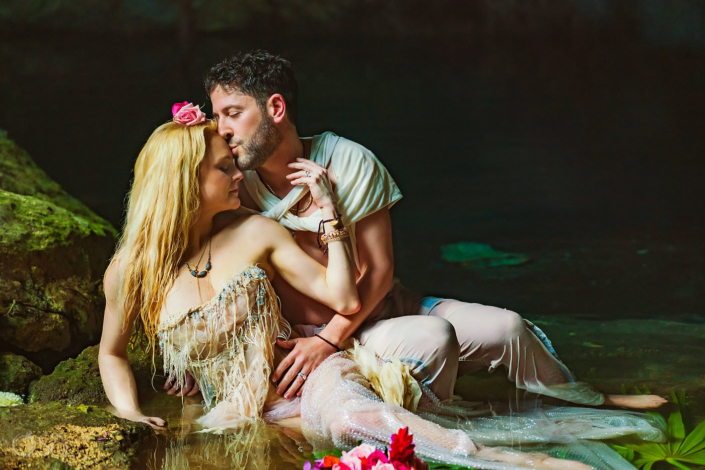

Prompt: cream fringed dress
xmin=157 ymin=264 xmax=296 ymax=431
xmin=157 ymin=265 xmax=666 ymax=470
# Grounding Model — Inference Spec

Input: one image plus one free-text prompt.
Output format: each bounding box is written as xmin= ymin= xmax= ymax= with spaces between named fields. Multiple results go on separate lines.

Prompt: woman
xmin=98 ymin=104 xmax=663 ymax=470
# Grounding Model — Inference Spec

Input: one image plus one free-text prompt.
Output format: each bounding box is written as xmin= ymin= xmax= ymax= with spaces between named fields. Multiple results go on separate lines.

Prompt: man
xmin=167 ymin=50 xmax=665 ymax=411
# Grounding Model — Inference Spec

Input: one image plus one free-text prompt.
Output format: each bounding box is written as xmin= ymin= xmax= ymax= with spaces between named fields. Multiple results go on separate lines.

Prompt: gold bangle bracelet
xmin=321 ymin=228 xmax=350 ymax=244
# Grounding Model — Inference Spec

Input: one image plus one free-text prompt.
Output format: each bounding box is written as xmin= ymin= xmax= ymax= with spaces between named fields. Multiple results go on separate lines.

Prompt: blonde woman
xmin=98 ymin=103 xmax=360 ymax=430
xmin=97 ymin=104 xmax=663 ymax=470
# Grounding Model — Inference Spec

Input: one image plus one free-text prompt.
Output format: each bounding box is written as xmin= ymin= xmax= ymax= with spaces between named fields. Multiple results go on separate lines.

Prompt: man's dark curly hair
xmin=204 ymin=50 xmax=299 ymax=126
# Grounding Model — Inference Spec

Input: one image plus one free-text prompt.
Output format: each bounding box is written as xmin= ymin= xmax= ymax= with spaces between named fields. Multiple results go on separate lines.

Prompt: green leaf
xmin=668 ymin=391 xmax=686 ymax=454
xmin=609 ymin=444 xmax=635 ymax=461
xmin=679 ymin=449 xmax=705 ymax=464
xmin=311 ymin=448 xmax=343 ymax=459
xmin=427 ymin=464 xmax=475 ymax=470
xmin=641 ymin=460 xmax=656 ymax=470
xmin=666 ymin=458 xmax=693 ymax=470
xmin=679 ymin=420 xmax=705 ymax=456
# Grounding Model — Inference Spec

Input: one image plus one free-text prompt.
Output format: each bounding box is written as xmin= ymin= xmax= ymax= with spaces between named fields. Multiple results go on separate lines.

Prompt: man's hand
xmin=272 ymin=336 xmax=339 ymax=398
xmin=163 ymin=370 xmax=200 ymax=397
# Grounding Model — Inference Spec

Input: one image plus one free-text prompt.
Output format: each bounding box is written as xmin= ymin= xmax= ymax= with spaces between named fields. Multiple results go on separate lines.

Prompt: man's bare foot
xmin=540 ymin=456 xmax=593 ymax=470
xmin=477 ymin=448 xmax=594 ymax=469
xmin=603 ymin=394 xmax=668 ymax=409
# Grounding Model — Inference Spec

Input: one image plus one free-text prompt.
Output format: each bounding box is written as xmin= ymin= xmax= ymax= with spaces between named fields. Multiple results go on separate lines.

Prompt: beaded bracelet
xmin=321 ymin=228 xmax=350 ymax=244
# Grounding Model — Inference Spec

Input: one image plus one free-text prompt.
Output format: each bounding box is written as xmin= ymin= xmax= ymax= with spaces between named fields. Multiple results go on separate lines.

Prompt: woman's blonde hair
xmin=113 ymin=119 xmax=218 ymax=348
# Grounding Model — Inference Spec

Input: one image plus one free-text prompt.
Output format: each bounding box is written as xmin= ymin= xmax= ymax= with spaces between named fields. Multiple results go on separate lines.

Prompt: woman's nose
xmin=233 ymin=168 xmax=243 ymax=182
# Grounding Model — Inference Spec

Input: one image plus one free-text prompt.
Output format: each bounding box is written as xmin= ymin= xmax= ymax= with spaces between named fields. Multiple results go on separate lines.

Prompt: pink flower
xmin=338 ymin=453 xmax=364 ymax=470
xmin=367 ymin=450 xmax=389 ymax=466
xmin=347 ymin=443 xmax=378 ymax=460
xmin=371 ymin=464 xmax=396 ymax=470
xmin=172 ymin=101 xmax=206 ymax=126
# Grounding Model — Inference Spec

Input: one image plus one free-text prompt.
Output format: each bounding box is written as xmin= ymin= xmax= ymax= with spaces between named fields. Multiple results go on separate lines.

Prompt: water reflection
xmin=134 ymin=409 xmax=310 ymax=470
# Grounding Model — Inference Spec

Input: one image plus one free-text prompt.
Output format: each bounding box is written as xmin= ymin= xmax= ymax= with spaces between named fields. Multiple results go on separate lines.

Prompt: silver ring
xmin=305 ymin=171 xmax=311 ymax=177
xmin=297 ymin=372 xmax=307 ymax=381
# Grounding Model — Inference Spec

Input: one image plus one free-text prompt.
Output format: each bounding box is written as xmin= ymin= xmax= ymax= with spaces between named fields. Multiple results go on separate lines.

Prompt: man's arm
xmin=272 ymin=206 xmax=394 ymax=397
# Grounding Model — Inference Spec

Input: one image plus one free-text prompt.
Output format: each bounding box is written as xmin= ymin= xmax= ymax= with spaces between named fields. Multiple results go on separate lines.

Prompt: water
xmin=1 ymin=30 xmax=704 ymax=468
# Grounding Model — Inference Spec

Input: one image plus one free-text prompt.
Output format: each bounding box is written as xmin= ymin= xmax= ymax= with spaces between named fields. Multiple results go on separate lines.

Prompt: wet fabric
xmin=157 ymin=267 xmax=665 ymax=469
xmin=301 ymin=352 xmax=665 ymax=470
xmin=355 ymin=280 xmax=605 ymax=405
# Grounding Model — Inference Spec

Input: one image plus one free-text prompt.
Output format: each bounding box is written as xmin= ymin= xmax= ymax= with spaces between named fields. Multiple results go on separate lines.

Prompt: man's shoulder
xmin=315 ymin=132 xmax=389 ymax=179
xmin=320 ymin=132 xmax=377 ymax=161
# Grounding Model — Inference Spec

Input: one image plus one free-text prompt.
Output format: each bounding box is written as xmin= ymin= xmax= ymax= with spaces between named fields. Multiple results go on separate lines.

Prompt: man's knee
xmin=494 ymin=309 xmax=526 ymax=338
xmin=424 ymin=317 xmax=460 ymax=357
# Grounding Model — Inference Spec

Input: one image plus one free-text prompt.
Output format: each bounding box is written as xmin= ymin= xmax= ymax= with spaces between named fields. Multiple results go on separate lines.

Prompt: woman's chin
xmin=227 ymin=196 xmax=241 ymax=210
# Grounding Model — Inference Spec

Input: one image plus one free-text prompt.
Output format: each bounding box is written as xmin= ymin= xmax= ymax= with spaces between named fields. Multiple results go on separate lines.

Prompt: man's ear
xmin=268 ymin=94 xmax=287 ymax=124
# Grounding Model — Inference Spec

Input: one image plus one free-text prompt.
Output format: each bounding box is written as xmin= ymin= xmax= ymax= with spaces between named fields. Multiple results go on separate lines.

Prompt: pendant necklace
xmin=185 ymin=235 xmax=212 ymax=278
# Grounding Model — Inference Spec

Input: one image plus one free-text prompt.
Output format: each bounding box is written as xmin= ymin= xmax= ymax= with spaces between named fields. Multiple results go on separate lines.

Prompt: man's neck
xmin=256 ymin=131 xmax=306 ymax=197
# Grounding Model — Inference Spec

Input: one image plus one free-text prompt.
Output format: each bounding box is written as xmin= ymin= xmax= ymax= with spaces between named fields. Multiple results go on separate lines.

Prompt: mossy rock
xmin=0 ymin=352 xmax=42 ymax=397
xmin=0 ymin=131 xmax=113 ymax=231
xmin=0 ymin=401 xmax=151 ymax=470
xmin=0 ymin=130 xmax=117 ymax=372
xmin=30 ymin=341 xmax=165 ymax=406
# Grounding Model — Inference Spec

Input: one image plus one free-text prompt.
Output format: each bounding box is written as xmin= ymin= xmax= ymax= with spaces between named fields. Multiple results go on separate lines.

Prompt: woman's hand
xmin=115 ymin=408 xmax=167 ymax=432
xmin=286 ymin=158 xmax=337 ymax=211
xmin=164 ymin=370 xmax=200 ymax=397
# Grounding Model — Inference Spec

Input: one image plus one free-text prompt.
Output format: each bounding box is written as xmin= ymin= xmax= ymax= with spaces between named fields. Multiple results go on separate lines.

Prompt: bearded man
xmin=166 ymin=50 xmax=664 ymax=411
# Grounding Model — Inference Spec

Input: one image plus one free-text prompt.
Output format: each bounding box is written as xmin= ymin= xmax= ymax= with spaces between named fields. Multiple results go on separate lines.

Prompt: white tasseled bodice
xmin=156 ymin=264 xmax=290 ymax=427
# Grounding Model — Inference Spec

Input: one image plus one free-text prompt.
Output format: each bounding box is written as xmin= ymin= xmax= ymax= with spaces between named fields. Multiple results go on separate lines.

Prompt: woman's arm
xmin=97 ymin=260 xmax=166 ymax=431
xmin=267 ymin=159 xmax=361 ymax=315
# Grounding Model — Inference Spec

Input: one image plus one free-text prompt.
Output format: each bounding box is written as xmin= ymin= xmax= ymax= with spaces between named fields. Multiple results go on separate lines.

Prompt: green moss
xmin=0 ymin=352 xmax=43 ymax=396
xmin=0 ymin=401 xmax=150 ymax=469
xmin=30 ymin=341 xmax=164 ymax=406
xmin=0 ymin=130 xmax=117 ymax=367
xmin=0 ymin=132 xmax=114 ymax=237
xmin=0 ymin=190 xmax=110 ymax=251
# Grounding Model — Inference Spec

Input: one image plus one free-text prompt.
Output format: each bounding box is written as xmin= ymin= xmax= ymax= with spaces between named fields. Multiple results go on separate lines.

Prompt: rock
xmin=0 ymin=131 xmax=116 ymax=372
xmin=30 ymin=340 xmax=164 ymax=406
xmin=0 ymin=401 xmax=151 ymax=470
xmin=0 ymin=352 xmax=42 ymax=397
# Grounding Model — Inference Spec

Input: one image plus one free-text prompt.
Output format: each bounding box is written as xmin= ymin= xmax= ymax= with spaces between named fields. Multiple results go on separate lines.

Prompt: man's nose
xmin=218 ymin=123 xmax=232 ymax=140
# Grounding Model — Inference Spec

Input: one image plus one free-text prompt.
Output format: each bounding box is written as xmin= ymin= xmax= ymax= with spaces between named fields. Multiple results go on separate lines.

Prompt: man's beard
xmin=232 ymin=112 xmax=283 ymax=171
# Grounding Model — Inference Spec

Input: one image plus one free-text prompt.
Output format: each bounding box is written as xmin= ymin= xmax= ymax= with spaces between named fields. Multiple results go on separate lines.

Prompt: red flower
xmin=389 ymin=427 xmax=415 ymax=465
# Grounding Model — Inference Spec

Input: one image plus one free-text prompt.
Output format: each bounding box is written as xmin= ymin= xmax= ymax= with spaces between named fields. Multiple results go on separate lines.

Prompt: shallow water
xmin=127 ymin=313 xmax=705 ymax=469
xmin=1 ymin=30 xmax=704 ymax=468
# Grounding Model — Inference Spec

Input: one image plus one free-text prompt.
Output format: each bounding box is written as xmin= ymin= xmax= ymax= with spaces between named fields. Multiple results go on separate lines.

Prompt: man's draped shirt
xmin=240 ymin=131 xmax=403 ymax=271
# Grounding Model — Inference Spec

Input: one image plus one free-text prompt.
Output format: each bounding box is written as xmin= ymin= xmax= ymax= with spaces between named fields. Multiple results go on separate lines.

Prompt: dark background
xmin=1 ymin=0 xmax=703 ymax=320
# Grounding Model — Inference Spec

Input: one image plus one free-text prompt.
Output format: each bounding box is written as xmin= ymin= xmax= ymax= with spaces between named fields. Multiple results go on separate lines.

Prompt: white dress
xmin=157 ymin=265 xmax=665 ymax=470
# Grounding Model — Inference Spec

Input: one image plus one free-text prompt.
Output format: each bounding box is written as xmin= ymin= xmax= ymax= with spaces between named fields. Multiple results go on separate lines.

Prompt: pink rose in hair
xmin=172 ymin=102 xmax=206 ymax=125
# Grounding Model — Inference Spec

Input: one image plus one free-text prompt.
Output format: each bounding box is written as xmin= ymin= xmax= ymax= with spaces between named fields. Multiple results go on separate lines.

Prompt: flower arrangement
xmin=303 ymin=427 xmax=428 ymax=470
